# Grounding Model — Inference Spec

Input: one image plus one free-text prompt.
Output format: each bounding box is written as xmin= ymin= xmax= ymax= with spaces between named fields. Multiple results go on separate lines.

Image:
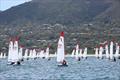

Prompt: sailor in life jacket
xmin=62 ymin=60 xmax=67 ymax=65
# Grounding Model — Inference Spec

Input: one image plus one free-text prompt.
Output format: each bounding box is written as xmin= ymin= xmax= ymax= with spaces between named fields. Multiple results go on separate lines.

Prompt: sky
xmin=0 ymin=0 xmax=32 ymax=11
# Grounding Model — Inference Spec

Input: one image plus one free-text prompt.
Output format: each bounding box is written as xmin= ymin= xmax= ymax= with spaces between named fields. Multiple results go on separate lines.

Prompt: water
xmin=0 ymin=57 xmax=120 ymax=80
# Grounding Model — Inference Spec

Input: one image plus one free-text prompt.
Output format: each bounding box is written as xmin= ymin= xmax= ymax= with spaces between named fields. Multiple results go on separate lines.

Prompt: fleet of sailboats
xmin=71 ymin=44 xmax=88 ymax=61
xmin=93 ymin=40 xmax=120 ymax=61
xmin=7 ymin=38 xmax=20 ymax=65
xmin=0 ymin=32 xmax=120 ymax=66
xmin=0 ymin=52 xmax=6 ymax=59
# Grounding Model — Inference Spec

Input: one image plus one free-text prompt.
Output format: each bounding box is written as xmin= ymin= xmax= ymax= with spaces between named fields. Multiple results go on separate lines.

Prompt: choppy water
xmin=0 ymin=57 xmax=120 ymax=80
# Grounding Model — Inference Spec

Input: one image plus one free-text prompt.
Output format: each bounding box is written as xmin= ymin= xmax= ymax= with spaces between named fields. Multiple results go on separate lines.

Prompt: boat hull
xmin=57 ymin=64 xmax=68 ymax=67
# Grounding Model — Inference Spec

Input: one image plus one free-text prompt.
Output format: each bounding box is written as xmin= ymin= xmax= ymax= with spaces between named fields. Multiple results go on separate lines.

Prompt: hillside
xmin=0 ymin=0 xmax=111 ymax=26
xmin=0 ymin=0 xmax=120 ymax=53
xmin=95 ymin=0 xmax=120 ymax=24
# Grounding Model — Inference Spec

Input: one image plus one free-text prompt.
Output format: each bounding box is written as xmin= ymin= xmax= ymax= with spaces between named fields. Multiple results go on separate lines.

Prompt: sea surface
xmin=0 ymin=57 xmax=120 ymax=80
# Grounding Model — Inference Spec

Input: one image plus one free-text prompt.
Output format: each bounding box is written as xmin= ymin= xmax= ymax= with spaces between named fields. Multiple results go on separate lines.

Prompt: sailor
xmin=48 ymin=58 xmax=51 ymax=60
xmin=78 ymin=57 xmax=80 ymax=61
xmin=113 ymin=57 xmax=116 ymax=62
xmin=17 ymin=61 xmax=21 ymax=65
xmin=62 ymin=60 xmax=67 ymax=65
xmin=10 ymin=62 xmax=15 ymax=65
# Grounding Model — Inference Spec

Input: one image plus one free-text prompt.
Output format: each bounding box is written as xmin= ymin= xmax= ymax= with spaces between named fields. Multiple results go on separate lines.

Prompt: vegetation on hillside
xmin=0 ymin=0 xmax=120 ymax=54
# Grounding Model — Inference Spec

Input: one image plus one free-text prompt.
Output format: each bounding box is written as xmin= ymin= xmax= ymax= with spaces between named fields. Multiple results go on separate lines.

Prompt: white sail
xmin=45 ymin=47 xmax=49 ymax=59
xmin=79 ymin=49 xmax=82 ymax=58
xmin=110 ymin=41 xmax=113 ymax=59
xmin=29 ymin=50 xmax=33 ymax=58
xmin=32 ymin=49 xmax=36 ymax=59
xmin=99 ymin=45 xmax=103 ymax=59
xmin=71 ymin=49 xmax=75 ymax=57
xmin=8 ymin=41 xmax=13 ymax=62
xmin=105 ymin=44 xmax=109 ymax=59
xmin=36 ymin=51 xmax=39 ymax=58
xmin=83 ymin=47 xmax=87 ymax=58
xmin=40 ymin=50 xmax=45 ymax=58
xmin=115 ymin=43 xmax=119 ymax=58
xmin=18 ymin=47 xmax=23 ymax=60
xmin=95 ymin=47 xmax=99 ymax=58
xmin=0 ymin=53 xmax=1 ymax=58
xmin=75 ymin=44 xmax=79 ymax=60
xmin=37 ymin=51 xmax=41 ymax=58
xmin=0 ymin=52 xmax=3 ymax=58
xmin=57 ymin=32 xmax=65 ymax=62
xmin=54 ymin=52 xmax=57 ymax=57
xmin=24 ymin=49 xmax=28 ymax=59
xmin=12 ymin=40 xmax=19 ymax=62
xmin=3 ymin=53 xmax=6 ymax=58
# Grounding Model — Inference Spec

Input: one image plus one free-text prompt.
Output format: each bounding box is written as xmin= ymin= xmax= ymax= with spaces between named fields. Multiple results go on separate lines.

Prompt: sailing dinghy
xmin=24 ymin=49 xmax=29 ymax=60
xmin=105 ymin=43 xmax=109 ymax=59
xmin=95 ymin=46 xmax=99 ymax=58
xmin=83 ymin=47 xmax=87 ymax=59
xmin=57 ymin=32 xmax=68 ymax=67
xmin=18 ymin=46 xmax=23 ymax=61
xmin=7 ymin=38 xmax=20 ymax=65
xmin=45 ymin=46 xmax=50 ymax=60
xmin=71 ymin=49 xmax=75 ymax=57
xmin=99 ymin=45 xmax=103 ymax=59
xmin=12 ymin=39 xmax=21 ymax=65
xmin=115 ymin=43 xmax=120 ymax=59
xmin=75 ymin=44 xmax=80 ymax=61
